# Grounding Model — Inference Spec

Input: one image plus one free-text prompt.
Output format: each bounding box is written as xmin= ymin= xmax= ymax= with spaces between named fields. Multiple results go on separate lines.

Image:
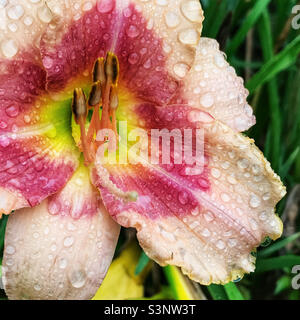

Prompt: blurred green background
xmin=1 ymin=0 xmax=300 ymax=300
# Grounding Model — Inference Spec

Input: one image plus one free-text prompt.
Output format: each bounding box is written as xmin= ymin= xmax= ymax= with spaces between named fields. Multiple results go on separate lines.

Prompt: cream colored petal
xmin=97 ymin=111 xmax=285 ymax=285
xmin=125 ymin=0 xmax=204 ymax=80
xmin=2 ymin=165 xmax=120 ymax=300
xmin=173 ymin=38 xmax=256 ymax=131
xmin=0 ymin=0 xmax=54 ymax=60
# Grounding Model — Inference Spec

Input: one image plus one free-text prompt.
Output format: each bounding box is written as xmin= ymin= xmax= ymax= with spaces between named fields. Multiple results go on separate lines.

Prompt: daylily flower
xmin=0 ymin=0 xmax=286 ymax=300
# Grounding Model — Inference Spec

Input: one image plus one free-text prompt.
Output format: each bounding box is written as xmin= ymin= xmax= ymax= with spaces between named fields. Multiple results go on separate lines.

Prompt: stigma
xmin=72 ymin=52 xmax=120 ymax=165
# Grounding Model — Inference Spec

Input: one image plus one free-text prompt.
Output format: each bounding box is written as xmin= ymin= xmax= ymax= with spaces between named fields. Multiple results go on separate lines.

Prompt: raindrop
xmin=178 ymin=191 xmax=189 ymax=205
xmin=34 ymin=284 xmax=42 ymax=291
xmin=0 ymin=121 xmax=7 ymax=129
xmin=143 ymin=59 xmax=151 ymax=69
xmin=59 ymin=258 xmax=68 ymax=269
xmin=97 ymin=0 xmax=114 ymax=13
xmin=37 ymin=4 xmax=53 ymax=23
xmin=1 ymin=39 xmax=18 ymax=58
xmin=181 ymin=1 xmax=203 ymax=22
xmin=249 ymin=194 xmax=261 ymax=208
xmin=43 ymin=56 xmax=54 ymax=69
xmin=260 ymin=236 xmax=272 ymax=247
xmin=216 ymin=240 xmax=225 ymax=250
xmin=179 ymin=28 xmax=199 ymax=45
xmin=64 ymin=236 xmax=74 ymax=248
xmin=126 ymin=25 xmax=140 ymax=38
xmin=128 ymin=53 xmax=139 ymax=65
xmin=69 ymin=270 xmax=87 ymax=288
xmin=7 ymin=5 xmax=24 ymax=20
xmin=200 ymin=93 xmax=214 ymax=108
xmin=164 ymin=11 xmax=180 ymax=28
xmin=6 ymin=245 xmax=15 ymax=255
xmin=173 ymin=63 xmax=189 ymax=78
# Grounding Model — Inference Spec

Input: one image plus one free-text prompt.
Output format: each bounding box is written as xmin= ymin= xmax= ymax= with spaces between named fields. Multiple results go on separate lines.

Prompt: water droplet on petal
xmin=34 ymin=283 xmax=42 ymax=291
xmin=179 ymin=28 xmax=199 ymax=45
xmin=63 ymin=236 xmax=74 ymax=248
xmin=249 ymin=194 xmax=261 ymax=208
xmin=59 ymin=258 xmax=68 ymax=269
xmin=6 ymin=245 xmax=15 ymax=255
xmin=164 ymin=11 xmax=180 ymax=28
xmin=1 ymin=39 xmax=18 ymax=58
xmin=173 ymin=63 xmax=189 ymax=78
xmin=69 ymin=270 xmax=87 ymax=288
xmin=178 ymin=191 xmax=189 ymax=205
xmin=97 ymin=0 xmax=114 ymax=13
xmin=7 ymin=5 xmax=24 ymax=20
xmin=200 ymin=93 xmax=214 ymax=108
xmin=126 ymin=25 xmax=140 ymax=38
xmin=216 ymin=240 xmax=225 ymax=250
xmin=128 ymin=53 xmax=139 ymax=65
xmin=181 ymin=0 xmax=203 ymax=22
xmin=42 ymin=56 xmax=54 ymax=69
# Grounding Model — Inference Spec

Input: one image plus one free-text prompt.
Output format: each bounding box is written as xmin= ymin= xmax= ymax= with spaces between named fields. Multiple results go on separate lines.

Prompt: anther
xmin=93 ymin=57 xmax=106 ymax=84
xmin=109 ymin=85 xmax=119 ymax=110
xmin=88 ymin=81 xmax=102 ymax=107
xmin=72 ymin=88 xmax=93 ymax=164
xmin=104 ymin=52 xmax=119 ymax=85
xmin=72 ymin=88 xmax=87 ymax=124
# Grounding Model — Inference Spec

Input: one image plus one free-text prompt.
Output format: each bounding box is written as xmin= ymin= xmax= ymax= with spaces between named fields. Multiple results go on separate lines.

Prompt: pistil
xmin=72 ymin=52 xmax=120 ymax=165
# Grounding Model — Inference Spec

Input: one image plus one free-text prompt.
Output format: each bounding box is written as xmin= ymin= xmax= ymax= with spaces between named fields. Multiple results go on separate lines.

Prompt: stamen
xmin=72 ymin=88 xmax=87 ymax=124
xmin=72 ymin=89 xmax=92 ymax=164
xmin=101 ymin=52 xmax=119 ymax=134
xmin=110 ymin=85 xmax=119 ymax=136
xmin=88 ymin=81 xmax=102 ymax=107
xmin=109 ymin=85 xmax=119 ymax=110
xmin=93 ymin=57 xmax=106 ymax=84
xmin=72 ymin=52 xmax=120 ymax=166
xmin=104 ymin=52 xmax=119 ymax=85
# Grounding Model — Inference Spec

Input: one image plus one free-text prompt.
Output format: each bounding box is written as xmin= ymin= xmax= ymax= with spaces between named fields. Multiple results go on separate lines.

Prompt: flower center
xmin=71 ymin=52 xmax=119 ymax=166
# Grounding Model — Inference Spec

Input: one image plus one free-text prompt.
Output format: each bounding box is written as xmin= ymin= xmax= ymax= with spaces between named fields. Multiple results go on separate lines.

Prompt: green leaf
xmin=207 ymin=284 xmax=228 ymax=300
xmin=258 ymin=233 xmax=300 ymax=258
xmin=205 ymin=0 xmax=228 ymax=38
xmin=227 ymin=0 xmax=272 ymax=57
xmin=163 ymin=266 xmax=200 ymax=300
xmin=274 ymin=275 xmax=291 ymax=295
xmin=281 ymin=147 xmax=300 ymax=178
xmin=135 ymin=251 xmax=150 ymax=275
xmin=224 ymin=282 xmax=245 ymax=300
xmin=256 ymin=255 xmax=300 ymax=273
xmin=257 ymin=9 xmax=281 ymax=169
xmin=246 ymin=35 xmax=300 ymax=93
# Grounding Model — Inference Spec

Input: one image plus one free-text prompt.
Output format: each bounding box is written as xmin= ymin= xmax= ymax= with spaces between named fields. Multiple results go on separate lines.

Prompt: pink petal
xmin=0 ymin=58 xmax=79 ymax=214
xmin=93 ymin=104 xmax=285 ymax=284
xmin=172 ymin=38 xmax=256 ymax=131
xmin=40 ymin=0 xmax=203 ymax=104
xmin=2 ymin=164 xmax=120 ymax=300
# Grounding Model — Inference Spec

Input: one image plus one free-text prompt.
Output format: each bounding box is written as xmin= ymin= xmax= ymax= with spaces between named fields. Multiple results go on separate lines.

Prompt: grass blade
xmin=224 ymin=282 xmax=245 ymax=300
xmin=227 ymin=0 xmax=272 ymax=57
xmin=256 ymin=255 xmax=300 ymax=273
xmin=258 ymin=233 xmax=300 ymax=258
xmin=207 ymin=284 xmax=228 ymax=300
xmin=246 ymin=35 xmax=300 ymax=93
xmin=135 ymin=251 xmax=150 ymax=275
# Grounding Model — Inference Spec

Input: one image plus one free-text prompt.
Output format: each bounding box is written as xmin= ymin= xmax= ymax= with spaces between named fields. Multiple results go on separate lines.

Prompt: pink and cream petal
xmin=40 ymin=0 xmax=203 ymax=104
xmin=0 ymin=57 xmax=80 ymax=215
xmin=172 ymin=38 xmax=256 ymax=132
xmin=93 ymin=105 xmax=285 ymax=285
xmin=2 ymin=164 xmax=120 ymax=300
